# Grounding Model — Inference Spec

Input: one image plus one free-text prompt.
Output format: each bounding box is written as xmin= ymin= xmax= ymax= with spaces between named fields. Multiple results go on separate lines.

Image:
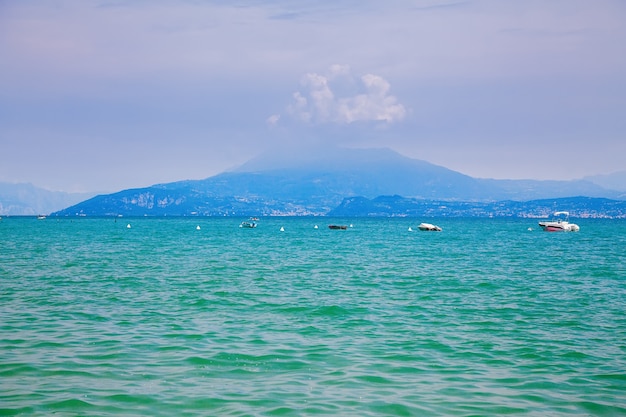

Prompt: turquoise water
xmin=1 ymin=217 xmax=625 ymax=416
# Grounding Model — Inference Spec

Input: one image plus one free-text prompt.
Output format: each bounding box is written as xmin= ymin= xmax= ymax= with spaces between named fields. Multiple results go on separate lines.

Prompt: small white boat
xmin=538 ymin=211 xmax=580 ymax=232
xmin=418 ymin=222 xmax=442 ymax=231
xmin=239 ymin=218 xmax=257 ymax=228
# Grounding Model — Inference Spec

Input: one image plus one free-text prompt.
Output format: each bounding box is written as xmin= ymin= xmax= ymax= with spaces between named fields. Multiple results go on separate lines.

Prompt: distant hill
xmin=328 ymin=195 xmax=626 ymax=218
xmin=51 ymin=147 xmax=623 ymax=217
xmin=584 ymin=171 xmax=626 ymax=193
xmin=0 ymin=182 xmax=94 ymax=216
xmin=234 ymin=146 xmax=618 ymax=201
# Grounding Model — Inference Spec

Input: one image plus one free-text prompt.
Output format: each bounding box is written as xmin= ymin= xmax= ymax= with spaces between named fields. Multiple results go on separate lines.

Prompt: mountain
xmin=0 ymin=182 xmax=95 ymax=216
xmin=584 ymin=171 xmax=626 ymax=193
xmin=51 ymin=147 xmax=622 ymax=217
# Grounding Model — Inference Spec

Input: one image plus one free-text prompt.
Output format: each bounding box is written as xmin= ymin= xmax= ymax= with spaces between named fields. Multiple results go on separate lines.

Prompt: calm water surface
xmin=1 ymin=217 xmax=625 ymax=416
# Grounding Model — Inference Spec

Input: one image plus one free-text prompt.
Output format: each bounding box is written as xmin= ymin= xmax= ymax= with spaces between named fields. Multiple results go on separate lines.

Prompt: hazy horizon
xmin=2 ymin=145 xmax=625 ymax=195
xmin=1 ymin=1 xmax=625 ymax=193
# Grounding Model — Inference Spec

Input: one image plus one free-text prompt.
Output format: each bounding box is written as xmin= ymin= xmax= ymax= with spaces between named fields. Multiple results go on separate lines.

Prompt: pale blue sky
xmin=1 ymin=0 xmax=625 ymax=192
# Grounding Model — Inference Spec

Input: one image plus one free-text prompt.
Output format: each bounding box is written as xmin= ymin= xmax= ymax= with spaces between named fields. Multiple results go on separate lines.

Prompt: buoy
xmin=314 ymin=225 xmax=318 ymax=229
xmin=196 ymin=225 xmax=201 ymax=230
xmin=280 ymin=226 xmax=285 ymax=232
xmin=126 ymin=224 xmax=131 ymax=229
xmin=408 ymin=227 xmax=413 ymax=232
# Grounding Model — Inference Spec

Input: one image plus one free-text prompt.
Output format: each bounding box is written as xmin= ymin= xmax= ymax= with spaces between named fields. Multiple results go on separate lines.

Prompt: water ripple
xmin=1 ymin=218 xmax=625 ymax=416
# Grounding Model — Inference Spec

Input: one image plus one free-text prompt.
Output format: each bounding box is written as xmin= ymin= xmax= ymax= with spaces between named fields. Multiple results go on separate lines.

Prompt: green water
xmin=1 ymin=217 xmax=625 ymax=416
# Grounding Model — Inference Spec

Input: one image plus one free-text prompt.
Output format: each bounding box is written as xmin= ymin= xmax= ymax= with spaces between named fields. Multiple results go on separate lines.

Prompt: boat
xmin=538 ymin=211 xmax=580 ymax=232
xmin=37 ymin=215 xmax=46 ymax=220
xmin=418 ymin=223 xmax=442 ymax=231
xmin=328 ymin=225 xmax=348 ymax=230
xmin=239 ymin=218 xmax=257 ymax=228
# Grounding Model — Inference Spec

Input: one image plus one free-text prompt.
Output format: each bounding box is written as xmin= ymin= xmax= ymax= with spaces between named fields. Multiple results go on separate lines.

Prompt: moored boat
xmin=328 ymin=225 xmax=348 ymax=230
xmin=538 ymin=211 xmax=580 ymax=232
xmin=240 ymin=218 xmax=257 ymax=228
xmin=418 ymin=222 xmax=442 ymax=231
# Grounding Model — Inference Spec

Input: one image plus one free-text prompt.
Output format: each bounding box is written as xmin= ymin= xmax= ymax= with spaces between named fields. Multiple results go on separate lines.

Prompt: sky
xmin=1 ymin=0 xmax=625 ymax=193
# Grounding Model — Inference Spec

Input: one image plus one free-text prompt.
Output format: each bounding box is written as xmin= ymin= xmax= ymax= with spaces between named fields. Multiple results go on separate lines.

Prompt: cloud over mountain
xmin=279 ymin=64 xmax=406 ymax=125
xmin=3 ymin=1 xmax=626 ymax=192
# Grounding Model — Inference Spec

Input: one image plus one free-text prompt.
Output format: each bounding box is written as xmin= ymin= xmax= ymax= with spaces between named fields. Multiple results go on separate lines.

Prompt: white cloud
xmin=266 ymin=114 xmax=281 ymax=126
xmin=285 ymin=65 xmax=407 ymax=125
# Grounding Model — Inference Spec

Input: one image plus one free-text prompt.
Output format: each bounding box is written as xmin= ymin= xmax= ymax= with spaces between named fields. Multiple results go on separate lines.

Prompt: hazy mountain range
xmin=44 ymin=147 xmax=625 ymax=218
xmin=2 ymin=147 xmax=624 ymax=216
xmin=0 ymin=182 xmax=94 ymax=216
xmin=583 ymin=171 xmax=626 ymax=193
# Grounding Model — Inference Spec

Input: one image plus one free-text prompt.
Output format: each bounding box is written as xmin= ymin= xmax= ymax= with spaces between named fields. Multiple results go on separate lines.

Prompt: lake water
xmin=1 ymin=217 xmax=625 ymax=416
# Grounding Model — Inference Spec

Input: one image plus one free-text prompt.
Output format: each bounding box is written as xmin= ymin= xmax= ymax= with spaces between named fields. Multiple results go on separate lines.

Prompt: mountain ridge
xmin=0 ymin=182 xmax=95 ymax=216
xmin=48 ymin=147 xmax=624 ymax=217
xmin=584 ymin=171 xmax=626 ymax=192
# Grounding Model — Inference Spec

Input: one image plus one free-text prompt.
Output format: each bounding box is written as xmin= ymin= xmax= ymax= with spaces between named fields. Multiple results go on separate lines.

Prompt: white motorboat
xmin=538 ymin=211 xmax=580 ymax=232
xmin=418 ymin=222 xmax=442 ymax=231
xmin=239 ymin=218 xmax=257 ymax=228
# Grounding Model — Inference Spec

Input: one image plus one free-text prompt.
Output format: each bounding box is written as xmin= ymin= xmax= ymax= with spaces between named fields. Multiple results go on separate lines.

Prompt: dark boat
xmin=328 ymin=225 xmax=348 ymax=230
